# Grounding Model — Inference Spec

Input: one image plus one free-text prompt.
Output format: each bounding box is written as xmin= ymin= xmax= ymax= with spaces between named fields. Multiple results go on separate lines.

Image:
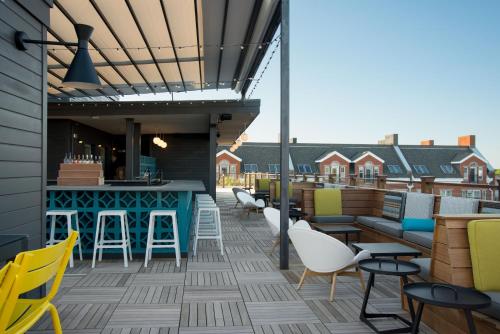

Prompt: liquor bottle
xmin=63 ymin=153 xmax=68 ymax=164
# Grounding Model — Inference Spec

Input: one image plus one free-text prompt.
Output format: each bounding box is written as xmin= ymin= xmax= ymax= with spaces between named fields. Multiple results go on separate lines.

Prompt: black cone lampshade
xmin=62 ymin=24 xmax=101 ymax=89
xmin=15 ymin=23 xmax=101 ymax=89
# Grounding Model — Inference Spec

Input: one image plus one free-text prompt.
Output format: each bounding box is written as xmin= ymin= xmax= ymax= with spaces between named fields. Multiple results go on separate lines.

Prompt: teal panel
xmin=47 ymin=189 xmax=188 ymax=255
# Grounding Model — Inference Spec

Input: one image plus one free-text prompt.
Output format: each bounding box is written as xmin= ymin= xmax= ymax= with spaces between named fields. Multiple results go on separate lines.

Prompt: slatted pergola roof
xmin=47 ymin=0 xmax=281 ymax=99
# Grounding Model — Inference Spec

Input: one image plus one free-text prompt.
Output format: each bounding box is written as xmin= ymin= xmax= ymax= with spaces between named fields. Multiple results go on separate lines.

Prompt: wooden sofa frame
xmin=301 ymin=187 xmax=500 ymax=333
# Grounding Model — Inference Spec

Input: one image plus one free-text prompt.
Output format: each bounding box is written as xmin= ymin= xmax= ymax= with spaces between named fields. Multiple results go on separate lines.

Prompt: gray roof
xmin=219 ymin=142 xmax=485 ymax=179
xmin=399 ymin=145 xmax=473 ymax=178
xmin=289 ymin=143 xmax=406 ymax=177
xmin=218 ymin=143 xmax=281 ymax=173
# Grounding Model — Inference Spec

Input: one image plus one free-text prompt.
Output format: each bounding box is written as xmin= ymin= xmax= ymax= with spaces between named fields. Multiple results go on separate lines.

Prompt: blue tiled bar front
xmin=46 ymin=181 xmax=205 ymax=255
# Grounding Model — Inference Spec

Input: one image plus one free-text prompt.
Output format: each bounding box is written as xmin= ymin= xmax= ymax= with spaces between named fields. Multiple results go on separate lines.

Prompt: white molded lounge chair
xmin=288 ymin=228 xmax=370 ymax=301
xmin=263 ymin=207 xmax=294 ymax=254
xmin=232 ymin=187 xmax=248 ymax=208
xmin=237 ymin=191 xmax=265 ymax=215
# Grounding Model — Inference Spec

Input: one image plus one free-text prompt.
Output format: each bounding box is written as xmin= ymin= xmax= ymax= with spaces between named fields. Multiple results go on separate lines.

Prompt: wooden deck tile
xmin=183 ymin=286 xmax=243 ymax=302
xmin=128 ymin=273 xmax=186 ymax=286
xmin=185 ymin=271 xmax=238 ymax=286
xmin=58 ymin=287 xmax=127 ymax=304
xmin=106 ymin=305 xmax=181 ymax=328
xmin=121 ymin=286 xmax=183 ymax=304
xmin=240 ymin=284 xmax=301 ymax=302
xmin=179 ymin=301 xmax=250 ymax=327
xmin=246 ymin=301 xmax=321 ymax=325
xmin=76 ymin=273 xmax=131 ymax=287
xmin=234 ymin=271 xmax=288 ymax=284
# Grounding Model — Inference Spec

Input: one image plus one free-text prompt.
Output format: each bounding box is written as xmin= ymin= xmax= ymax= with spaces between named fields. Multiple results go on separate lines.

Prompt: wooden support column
xmin=125 ymin=118 xmax=134 ymax=180
xmin=421 ymin=176 xmax=435 ymax=194
xmin=376 ymin=175 xmax=387 ymax=189
xmin=279 ymin=0 xmax=290 ymax=270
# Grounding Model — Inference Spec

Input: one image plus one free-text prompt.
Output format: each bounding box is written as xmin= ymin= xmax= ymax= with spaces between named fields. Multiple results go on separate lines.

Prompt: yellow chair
xmin=0 ymin=231 xmax=78 ymax=334
xmin=0 ymin=262 xmax=21 ymax=321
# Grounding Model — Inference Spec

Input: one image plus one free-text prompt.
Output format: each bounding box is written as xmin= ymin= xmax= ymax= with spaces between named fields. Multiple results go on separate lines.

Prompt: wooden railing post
xmin=421 ymin=176 xmax=435 ymax=194
xmin=349 ymin=174 xmax=357 ymax=187
xmin=376 ymin=175 xmax=387 ymax=189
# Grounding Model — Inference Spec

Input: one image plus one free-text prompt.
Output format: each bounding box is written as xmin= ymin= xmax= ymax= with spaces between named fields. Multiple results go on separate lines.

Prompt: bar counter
xmin=46 ymin=180 xmax=205 ymax=256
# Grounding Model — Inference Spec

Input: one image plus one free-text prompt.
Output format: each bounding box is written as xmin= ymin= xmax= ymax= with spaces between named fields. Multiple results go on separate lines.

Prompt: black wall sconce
xmin=15 ymin=23 xmax=101 ymax=89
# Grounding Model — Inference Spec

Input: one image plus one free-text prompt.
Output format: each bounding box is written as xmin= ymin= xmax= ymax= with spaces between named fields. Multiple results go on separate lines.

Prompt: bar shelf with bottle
xmin=58 ymin=153 xmax=105 ymax=186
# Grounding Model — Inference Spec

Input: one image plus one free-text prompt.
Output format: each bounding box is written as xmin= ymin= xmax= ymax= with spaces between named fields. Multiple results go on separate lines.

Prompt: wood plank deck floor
xmin=29 ymin=190 xmax=435 ymax=334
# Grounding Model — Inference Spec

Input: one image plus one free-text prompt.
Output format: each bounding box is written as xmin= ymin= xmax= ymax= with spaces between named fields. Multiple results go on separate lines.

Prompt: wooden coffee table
xmin=313 ymin=224 xmax=361 ymax=245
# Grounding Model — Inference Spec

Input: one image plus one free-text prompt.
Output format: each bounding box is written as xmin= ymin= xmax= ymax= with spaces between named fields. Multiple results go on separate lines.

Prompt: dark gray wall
xmin=47 ymin=119 xmax=115 ymax=180
xmin=150 ymin=134 xmax=210 ymax=191
xmin=0 ymin=0 xmax=50 ymax=249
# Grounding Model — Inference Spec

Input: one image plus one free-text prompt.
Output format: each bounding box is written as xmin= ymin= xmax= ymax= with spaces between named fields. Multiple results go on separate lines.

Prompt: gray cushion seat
xmin=409 ymin=258 xmax=431 ymax=281
xmin=312 ymin=215 xmax=355 ymax=224
xmin=403 ymin=231 xmax=433 ymax=249
xmin=356 ymin=216 xmax=403 ymax=238
xmin=479 ymin=291 xmax=500 ymax=321
xmin=376 ymin=221 xmax=403 ymax=238
xmin=357 ymin=216 xmax=393 ymax=229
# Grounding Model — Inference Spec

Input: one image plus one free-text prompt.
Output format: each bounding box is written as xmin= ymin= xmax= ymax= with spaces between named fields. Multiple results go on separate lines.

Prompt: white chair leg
xmin=172 ymin=216 xmax=180 ymax=267
xmin=98 ymin=215 xmax=105 ymax=261
xmin=145 ymin=214 xmax=154 ymax=267
xmin=120 ymin=216 xmax=128 ymax=268
xmin=66 ymin=214 xmax=74 ymax=268
xmin=74 ymin=213 xmax=83 ymax=261
xmin=48 ymin=215 xmax=56 ymax=245
xmin=92 ymin=214 xmax=101 ymax=268
xmin=217 ymin=211 xmax=224 ymax=256
xmin=124 ymin=214 xmax=133 ymax=260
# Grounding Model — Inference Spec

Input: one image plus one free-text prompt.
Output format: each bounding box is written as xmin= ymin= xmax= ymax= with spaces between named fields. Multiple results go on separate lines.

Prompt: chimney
xmin=378 ymin=134 xmax=398 ymax=145
xmin=291 ymin=137 xmax=297 ymax=144
xmin=458 ymin=135 xmax=475 ymax=147
xmin=420 ymin=139 xmax=434 ymax=146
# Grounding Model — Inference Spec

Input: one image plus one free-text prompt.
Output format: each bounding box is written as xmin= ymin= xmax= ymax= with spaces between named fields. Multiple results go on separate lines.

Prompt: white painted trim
xmin=315 ymin=151 xmax=351 ymax=163
xmin=216 ymin=150 xmax=242 ymax=162
xmin=451 ymin=153 xmax=487 ymax=164
xmin=352 ymin=151 xmax=385 ymax=163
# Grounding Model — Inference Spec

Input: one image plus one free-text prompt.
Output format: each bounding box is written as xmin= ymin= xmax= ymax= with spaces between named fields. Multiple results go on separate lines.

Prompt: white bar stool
xmin=92 ymin=210 xmax=132 ymax=268
xmin=46 ymin=210 xmax=83 ymax=267
xmin=193 ymin=205 xmax=223 ymax=256
xmin=144 ymin=210 xmax=180 ymax=268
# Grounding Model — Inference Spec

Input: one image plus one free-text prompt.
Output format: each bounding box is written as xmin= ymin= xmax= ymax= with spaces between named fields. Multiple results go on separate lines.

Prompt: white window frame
xmin=324 ymin=165 xmax=330 ymax=175
xmin=365 ymin=162 xmax=373 ymax=180
xmin=219 ymin=159 xmax=230 ymax=174
xmin=463 ymin=166 xmax=469 ymax=181
xmin=440 ymin=189 xmax=452 ymax=197
xmin=359 ymin=166 xmax=364 ymax=179
xmin=229 ymin=165 xmax=236 ymax=174
xmin=340 ymin=166 xmax=346 ymax=179
xmin=374 ymin=165 xmax=380 ymax=177
xmin=478 ymin=166 xmax=483 ymax=181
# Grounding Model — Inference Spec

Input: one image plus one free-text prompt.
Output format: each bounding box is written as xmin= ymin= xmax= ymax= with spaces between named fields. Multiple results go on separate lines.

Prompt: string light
xmin=46 ymin=36 xmax=280 ymax=53
xmin=247 ymin=37 xmax=281 ymax=99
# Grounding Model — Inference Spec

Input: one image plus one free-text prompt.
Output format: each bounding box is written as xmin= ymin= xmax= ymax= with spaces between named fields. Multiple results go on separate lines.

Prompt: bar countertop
xmin=47 ymin=180 xmax=206 ymax=192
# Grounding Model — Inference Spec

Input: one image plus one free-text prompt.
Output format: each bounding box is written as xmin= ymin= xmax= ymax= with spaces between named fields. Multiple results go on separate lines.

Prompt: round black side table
xmin=358 ymin=258 xmax=420 ymax=334
xmin=403 ymin=283 xmax=491 ymax=334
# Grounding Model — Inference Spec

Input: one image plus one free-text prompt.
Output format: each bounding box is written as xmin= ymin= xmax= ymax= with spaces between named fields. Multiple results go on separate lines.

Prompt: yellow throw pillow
xmin=468 ymin=219 xmax=500 ymax=291
xmin=314 ymin=188 xmax=342 ymax=216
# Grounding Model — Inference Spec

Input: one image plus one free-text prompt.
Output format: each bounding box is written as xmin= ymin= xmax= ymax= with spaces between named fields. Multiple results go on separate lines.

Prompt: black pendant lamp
xmin=15 ymin=23 xmax=101 ymax=89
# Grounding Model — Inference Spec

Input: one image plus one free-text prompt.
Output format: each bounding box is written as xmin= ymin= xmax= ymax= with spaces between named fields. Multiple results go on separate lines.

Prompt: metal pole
xmin=279 ymin=0 xmax=290 ymax=270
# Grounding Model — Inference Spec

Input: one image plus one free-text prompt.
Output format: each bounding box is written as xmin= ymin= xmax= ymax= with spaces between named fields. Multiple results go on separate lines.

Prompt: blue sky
xmin=123 ymin=1 xmax=500 ymax=167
